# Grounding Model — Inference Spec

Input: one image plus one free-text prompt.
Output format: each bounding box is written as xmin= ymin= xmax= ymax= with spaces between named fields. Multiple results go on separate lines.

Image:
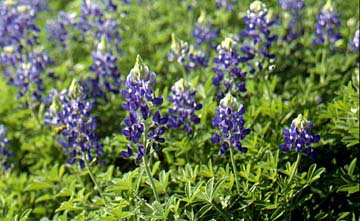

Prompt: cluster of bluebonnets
xmin=278 ymin=0 xmax=305 ymax=42
xmin=120 ymin=55 xmax=168 ymax=162
xmin=0 ymin=0 xmax=358 ymax=172
xmin=44 ymin=80 xmax=104 ymax=168
xmin=312 ymin=0 xmax=342 ymax=46
xmin=280 ymin=114 xmax=320 ymax=157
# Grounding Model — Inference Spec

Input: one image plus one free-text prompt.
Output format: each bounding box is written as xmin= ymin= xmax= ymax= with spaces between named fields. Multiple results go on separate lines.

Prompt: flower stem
xmin=27 ymin=94 xmax=41 ymax=128
xmin=83 ymin=155 xmax=107 ymax=204
xmin=229 ymin=147 xmax=241 ymax=195
xmin=143 ymin=155 xmax=160 ymax=202
xmin=210 ymin=201 xmax=231 ymax=220
xmin=320 ymin=46 xmax=327 ymax=84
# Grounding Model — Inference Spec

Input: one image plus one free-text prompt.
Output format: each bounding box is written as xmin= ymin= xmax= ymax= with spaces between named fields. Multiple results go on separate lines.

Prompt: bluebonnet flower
xmin=167 ymin=79 xmax=202 ymax=133
xmin=211 ymin=94 xmax=250 ymax=154
xmin=45 ymin=80 xmax=104 ymax=168
xmin=168 ymin=34 xmax=209 ymax=70
xmin=350 ymin=30 xmax=359 ymax=52
xmin=0 ymin=1 xmax=40 ymax=47
xmin=312 ymin=0 xmax=342 ymax=45
xmin=186 ymin=51 xmax=209 ymax=70
xmin=168 ymin=33 xmax=190 ymax=64
xmin=278 ymin=0 xmax=304 ymax=17
xmin=280 ymin=114 xmax=320 ymax=156
xmin=46 ymin=12 xmax=77 ymax=49
xmin=78 ymin=0 xmax=121 ymax=50
xmin=212 ymin=38 xmax=247 ymax=99
xmin=240 ymin=1 xmax=277 ymax=72
xmin=0 ymin=124 xmax=12 ymax=170
xmin=28 ymin=47 xmax=52 ymax=71
xmin=85 ymin=37 xmax=121 ymax=98
xmin=192 ymin=11 xmax=219 ymax=48
xmin=11 ymin=47 xmax=52 ymax=100
xmin=121 ymin=55 xmax=167 ymax=162
xmin=0 ymin=45 xmax=21 ymax=67
xmin=216 ymin=0 xmax=238 ymax=11
xmin=278 ymin=0 xmax=305 ymax=42
xmin=18 ymin=0 xmax=49 ymax=12
xmin=14 ymin=62 xmax=44 ymax=99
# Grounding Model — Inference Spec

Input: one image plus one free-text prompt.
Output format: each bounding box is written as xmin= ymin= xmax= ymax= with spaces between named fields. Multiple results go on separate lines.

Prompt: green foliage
xmin=0 ymin=0 xmax=359 ymax=220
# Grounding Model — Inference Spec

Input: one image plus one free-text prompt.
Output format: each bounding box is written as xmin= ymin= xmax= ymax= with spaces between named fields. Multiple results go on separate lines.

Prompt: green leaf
xmin=35 ymin=194 xmax=53 ymax=203
xmin=347 ymin=158 xmax=357 ymax=176
xmin=205 ymin=177 xmax=226 ymax=202
xmin=19 ymin=209 xmax=32 ymax=221
xmin=55 ymin=202 xmax=82 ymax=212
xmin=337 ymin=184 xmax=359 ymax=194
xmin=56 ymin=187 xmax=73 ymax=197
xmin=336 ymin=212 xmax=351 ymax=221
xmin=25 ymin=181 xmax=54 ymax=191
xmin=270 ymin=207 xmax=285 ymax=220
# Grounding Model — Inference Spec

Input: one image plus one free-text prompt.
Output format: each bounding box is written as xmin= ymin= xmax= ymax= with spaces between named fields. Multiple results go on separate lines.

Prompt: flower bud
xmin=221 ymin=37 xmax=235 ymax=51
xmin=68 ymin=79 xmax=82 ymax=98
xmin=50 ymin=95 xmax=61 ymax=114
xmin=173 ymin=78 xmax=188 ymax=92
xmin=97 ymin=35 xmax=108 ymax=52
xmin=220 ymin=93 xmax=238 ymax=110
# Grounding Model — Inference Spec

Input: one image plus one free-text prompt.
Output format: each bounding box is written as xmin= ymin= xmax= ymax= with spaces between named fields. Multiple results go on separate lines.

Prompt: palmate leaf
xmin=323 ymin=82 xmax=359 ymax=147
xmin=306 ymin=164 xmax=326 ymax=185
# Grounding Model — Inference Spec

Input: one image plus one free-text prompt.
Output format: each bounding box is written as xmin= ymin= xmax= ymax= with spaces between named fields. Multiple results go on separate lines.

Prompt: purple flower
xmin=185 ymin=51 xmax=209 ymax=70
xmin=278 ymin=0 xmax=305 ymax=42
xmin=168 ymin=34 xmax=190 ymax=64
xmin=121 ymin=55 xmax=167 ymax=162
xmin=78 ymin=0 xmax=121 ymax=50
xmin=11 ymin=47 xmax=52 ymax=100
xmin=168 ymin=79 xmax=202 ymax=133
xmin=0 ymin=45 xmax=21 ymax=67
xmin=350 ymin=30 xmax=359 ymax=52
xmin=18 ymin=0 xmax=49 ymax=12
xmin=212 ymin=38 xmax=247 ymax=99
xmin=192 ymin=11 xmax=219 ymax=48
xmin=14 ymin=62 xmax=44 ymax=100
xmin=211 ymin=94 xmax=250 ymax=154
xmin=280 ymin=114 xmax=320 ymax=157
xmin=44 ymin=80 xmax=104 ymax=168
xmin=278 ymin=0 xmax=304 ymax=17
xmin=0 ymin=124 xmax=12 ymax=170
xmin=46 ymin=12 xmax=77 ymax=49
xmin=85 ymin=37 xmax=122 ymax=99
xmin=216 ymin=0 xmax=238 ymax=11
xmin=168 ymin=33 xmax=209 ymax=70
xmin=0 ymin=1 xmax=40 ymax=48
xmin=240 ymin=1 xmax=277 ymax=72
xmin=312 ymin=1 xmax=342 ymax=45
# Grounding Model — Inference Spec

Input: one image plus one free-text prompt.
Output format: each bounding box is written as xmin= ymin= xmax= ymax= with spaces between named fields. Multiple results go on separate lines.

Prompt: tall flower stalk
xmin=44 ymin=80 xmax=106 ymax=202
xmin=211 ymin=94 xmax=250 ymax=194
xmin=120 ymin=55 xmax=167 ymax=201
xmin=44 ymin=80 xmax=104 ymax=168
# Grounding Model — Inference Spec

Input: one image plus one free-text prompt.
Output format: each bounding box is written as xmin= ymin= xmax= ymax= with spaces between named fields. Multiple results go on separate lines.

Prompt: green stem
xmin=229 ymin=147 xmax=241 ymax=195
xmin=210 ymin=201 xmax=231 ymax=220
xmin=27 ymin=94 xmax=41 ymax=127
xmin=288 ymin=153 xmax=301 ymax=184
xmin=135 ymin=167 xmax=144 ymax=194
xmin=143 ymin=155 xmax=160 ymax=202
xmin=83 ymin=154 xmax=107 ymax=204
xmin=320 ymin=46 xmax=327 ymax=84
xmin=264 ymin=74 xmax=273 ymax=102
